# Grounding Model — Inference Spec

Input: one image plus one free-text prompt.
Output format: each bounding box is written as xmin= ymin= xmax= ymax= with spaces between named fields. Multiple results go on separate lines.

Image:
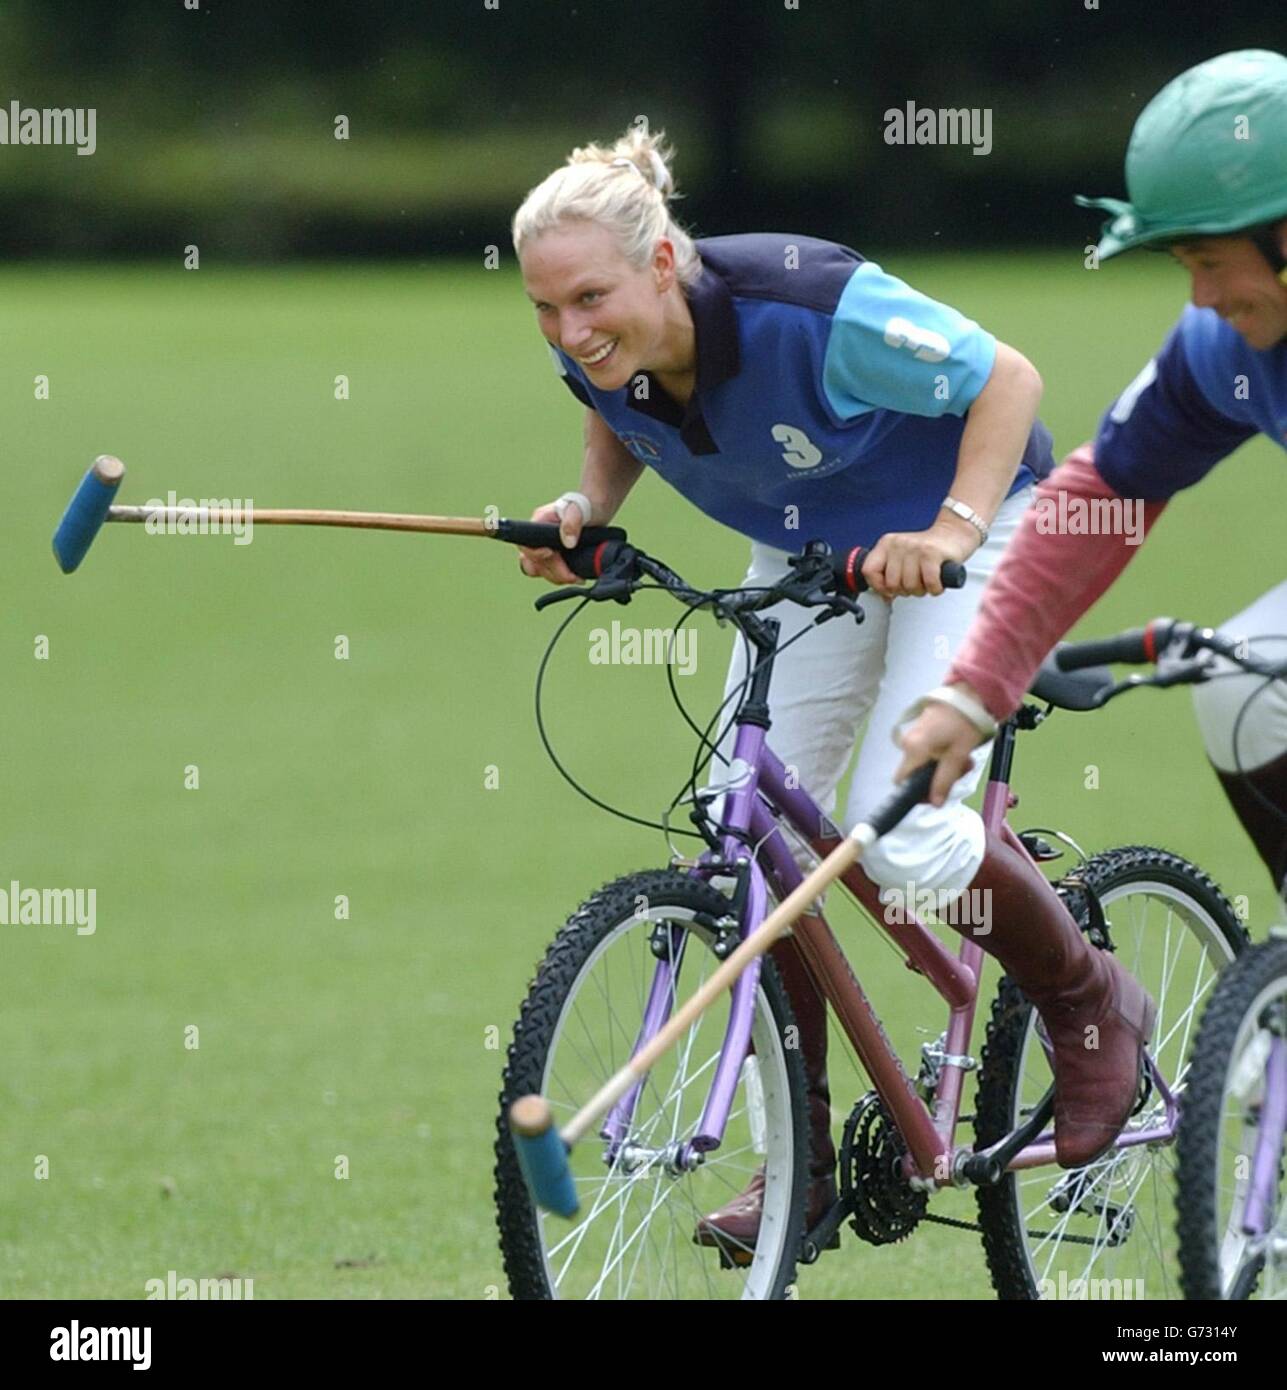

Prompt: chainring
xmin=839 ymin=1092 xmax=928 ymax=1246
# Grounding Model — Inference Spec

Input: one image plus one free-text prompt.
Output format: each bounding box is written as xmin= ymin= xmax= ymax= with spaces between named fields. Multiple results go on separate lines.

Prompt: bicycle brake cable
xmin=532 ymin=571 xmax=848 ymax=845
xmin=662 ymin=585 xmax=786 ymax=766
xmin=533 ymin=585 xmax=704 ymax=837
xmin=668 ymin=616 xmax=830 ymax=843
xmin=1228 ymin=634 xmax=1287 ymax=832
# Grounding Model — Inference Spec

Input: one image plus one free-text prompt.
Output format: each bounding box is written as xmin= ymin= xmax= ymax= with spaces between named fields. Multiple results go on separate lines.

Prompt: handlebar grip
xmin=494 ymin=520 xmax=629 ymax=580
xmin=831 ymin=547 xmax=967 ymax=596
xmin=864 ymin=763 xmax=937 ymax=840
xmin=1054 ymin=619 xmax=1175 ymax=671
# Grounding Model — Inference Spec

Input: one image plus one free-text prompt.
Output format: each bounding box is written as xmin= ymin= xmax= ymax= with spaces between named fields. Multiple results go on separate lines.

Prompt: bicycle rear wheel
xmin=494 ymin=869 xmax=809 ymax=1299
xmin=975 ymin=846 xmax=1247 ymax=1300
xmin=1176 ymin=936 xmax=1287 ymax=1299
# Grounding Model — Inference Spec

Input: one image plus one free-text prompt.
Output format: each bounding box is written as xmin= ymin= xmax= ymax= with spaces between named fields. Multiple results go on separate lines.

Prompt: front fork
xmin=598 ymin=850 xmax=768 ymax=1164
xmin=1245 ymin=1033 xmax=1287 ymax=1237
xmin=601 ymin=619 xmax=783 ymax=1163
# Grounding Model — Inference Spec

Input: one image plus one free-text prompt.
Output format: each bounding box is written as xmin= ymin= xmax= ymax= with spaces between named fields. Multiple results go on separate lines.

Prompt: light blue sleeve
xmin=822 ymin=261 xmax=997 ymax=420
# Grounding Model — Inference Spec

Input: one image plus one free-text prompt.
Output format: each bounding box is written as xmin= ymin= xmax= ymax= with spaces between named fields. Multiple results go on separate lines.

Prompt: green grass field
xmin=2 ymin=255 xmax=1282 ymax=1299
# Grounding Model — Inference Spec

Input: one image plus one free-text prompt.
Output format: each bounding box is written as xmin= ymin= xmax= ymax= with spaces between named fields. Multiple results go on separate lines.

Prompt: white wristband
xmin=892 ymin=684 xmax=998 ymax=747
xmin=555 ymin=491 xmax=593 ymax=528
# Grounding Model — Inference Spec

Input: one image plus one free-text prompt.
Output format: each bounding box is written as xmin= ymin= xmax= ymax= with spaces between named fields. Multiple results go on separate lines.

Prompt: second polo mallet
xmin=508 ymin=763 xmax=939 ymax=1218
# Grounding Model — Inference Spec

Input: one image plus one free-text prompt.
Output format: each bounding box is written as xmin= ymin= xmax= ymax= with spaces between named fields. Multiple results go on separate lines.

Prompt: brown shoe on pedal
xmin=694 ymin=1167 xmax=838 ymax=1263
xmin=1031 ymin=946 xmax=1157 ymax=1168
xmin=959 ymin=833 xmax=1158 ymax=1169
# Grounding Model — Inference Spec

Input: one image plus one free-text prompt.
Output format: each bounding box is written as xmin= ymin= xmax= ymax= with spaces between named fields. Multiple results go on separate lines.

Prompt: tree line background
xmin=0 ymin=0 xmax=1280 ymax=258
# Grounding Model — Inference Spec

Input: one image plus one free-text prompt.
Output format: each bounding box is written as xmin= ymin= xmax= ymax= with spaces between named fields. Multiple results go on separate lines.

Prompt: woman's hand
xmin=895 ymin=692 xmax=987 ymax=806
xmin=516 ymin=498 xmax=586 ymax=585
xmin=861 ymin=513 xmax=979 ymax=600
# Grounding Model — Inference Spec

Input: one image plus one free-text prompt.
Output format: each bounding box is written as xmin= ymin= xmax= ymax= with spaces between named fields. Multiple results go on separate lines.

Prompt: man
xmin=899 ymin=50 xmax=1287 ymax=924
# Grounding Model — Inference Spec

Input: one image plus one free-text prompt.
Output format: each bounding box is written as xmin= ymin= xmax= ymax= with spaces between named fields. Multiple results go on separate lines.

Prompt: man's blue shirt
xmin=1096 ymin=304 xmax=1287 ymax=499
xmin=549 ymin=233 xmax=1052 ymax=550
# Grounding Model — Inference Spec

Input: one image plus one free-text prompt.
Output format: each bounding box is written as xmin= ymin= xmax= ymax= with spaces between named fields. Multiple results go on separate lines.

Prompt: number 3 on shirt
xmin=772 ymin=423 xmax=824 ymax=470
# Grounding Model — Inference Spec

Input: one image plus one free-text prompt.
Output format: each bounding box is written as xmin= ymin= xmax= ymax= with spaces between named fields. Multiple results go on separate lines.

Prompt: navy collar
xmin=627 ymin=260 xmax=739 ymax=453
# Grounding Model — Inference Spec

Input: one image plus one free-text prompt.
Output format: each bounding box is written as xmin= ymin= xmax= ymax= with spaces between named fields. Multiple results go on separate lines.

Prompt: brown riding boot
xmin=956 ymin=833 xmax=1157 ymax=1168
xmin=694 ymin=919 xmax=838 ymax=1252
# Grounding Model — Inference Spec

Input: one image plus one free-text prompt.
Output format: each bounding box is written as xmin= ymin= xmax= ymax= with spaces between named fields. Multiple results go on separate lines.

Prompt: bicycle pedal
xmin=1130 ymin=1053 xmax=1156 ymax=1117
xmin=712 ymin=1242 xmax=754 ymax=1270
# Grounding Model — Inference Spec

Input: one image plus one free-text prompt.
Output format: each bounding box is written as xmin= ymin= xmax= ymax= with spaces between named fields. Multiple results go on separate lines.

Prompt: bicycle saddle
xmin=1028 ymin=650 xmax=1116 ymax=712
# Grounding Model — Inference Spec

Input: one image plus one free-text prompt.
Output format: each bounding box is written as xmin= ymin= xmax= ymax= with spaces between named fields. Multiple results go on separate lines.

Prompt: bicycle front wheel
xmin=494 ymin=869 xmax=809 ymax=1299
xmin=1176 ymin=936 xmax=1287 ymax=1299
xmin=976 ymin=846 xmax=1247 ymax=1301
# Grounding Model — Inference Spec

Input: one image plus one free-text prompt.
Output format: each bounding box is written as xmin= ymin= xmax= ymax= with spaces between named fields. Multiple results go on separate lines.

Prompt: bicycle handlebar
xmin=499 ymin=523 xmax=967 ymax=606
xmin=1054 ymin=620 xmax=1177 ymax=672
xmin=1054 ymin=619 xmax=1287 ymax=690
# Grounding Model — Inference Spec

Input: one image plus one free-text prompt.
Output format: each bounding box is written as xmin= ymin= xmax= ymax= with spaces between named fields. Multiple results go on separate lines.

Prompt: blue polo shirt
xmin=548 ymin=233 xmax=1052 ymax=550
xmin=1095 ymin=304 xmax=1287 ymax=499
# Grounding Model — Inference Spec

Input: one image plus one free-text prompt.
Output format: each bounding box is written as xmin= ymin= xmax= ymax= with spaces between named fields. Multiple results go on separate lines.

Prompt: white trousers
xmin=715 ymin=487 xmax=1034 ymax=896
xmin=1191 ymin=580 xmax=1287 ymax=774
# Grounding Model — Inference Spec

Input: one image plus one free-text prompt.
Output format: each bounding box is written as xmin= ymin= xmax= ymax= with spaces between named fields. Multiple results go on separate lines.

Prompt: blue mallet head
xmin=53 ymin=455 xmax=125 ymax=573
xmin=509 ymin=1095 xmax=579 ymax=1218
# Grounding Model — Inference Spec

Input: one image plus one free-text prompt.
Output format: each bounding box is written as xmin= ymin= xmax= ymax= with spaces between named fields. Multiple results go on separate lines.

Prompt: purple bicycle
xmin=494 ymin=539 xmax=1247 ymax=1299
xmin=1179 ymin=930 xmax=1287 ymax=1299
xmin=1053 ymin=620 xmax=1287 ymax=1301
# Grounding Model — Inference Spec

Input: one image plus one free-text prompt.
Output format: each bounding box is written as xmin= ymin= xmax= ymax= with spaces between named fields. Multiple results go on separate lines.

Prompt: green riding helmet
xmin=1078 ymin=49 xmax=1287 ymax=268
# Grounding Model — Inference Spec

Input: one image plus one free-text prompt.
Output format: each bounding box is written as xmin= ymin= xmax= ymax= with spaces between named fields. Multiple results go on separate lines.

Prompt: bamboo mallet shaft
xmin=559 ymin=825 xmax=872 ymax=1147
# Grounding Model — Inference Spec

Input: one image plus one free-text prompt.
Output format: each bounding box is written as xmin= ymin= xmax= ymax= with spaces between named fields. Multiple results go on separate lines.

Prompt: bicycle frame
xmin=601 ymin=636 xmax=1179 ymax=1189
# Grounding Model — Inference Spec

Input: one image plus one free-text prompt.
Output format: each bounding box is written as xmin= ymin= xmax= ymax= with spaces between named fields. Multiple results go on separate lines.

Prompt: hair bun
xmin=611 ymin=151 xmax=670 ymax=198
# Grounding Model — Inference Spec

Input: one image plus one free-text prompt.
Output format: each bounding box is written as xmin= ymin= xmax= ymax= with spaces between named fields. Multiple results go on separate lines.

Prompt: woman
xmin=898 ymin=50 xmax=1287 ymax=916
xmin=510 ymin=125 xmax=1150 ymax=1251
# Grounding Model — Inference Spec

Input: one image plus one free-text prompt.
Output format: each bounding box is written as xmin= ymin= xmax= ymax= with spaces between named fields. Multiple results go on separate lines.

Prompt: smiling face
xmin=1169 ymin=229 xmax=1287 ymax=350
xmin=520 ymin=220 xmax=682 ymax=390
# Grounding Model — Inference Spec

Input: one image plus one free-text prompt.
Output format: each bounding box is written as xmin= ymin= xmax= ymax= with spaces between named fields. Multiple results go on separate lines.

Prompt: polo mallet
xmin=51 ymin=456 xmax=625 ymax=575
xmin=508 ymin=762 xmax=938 ymax=1218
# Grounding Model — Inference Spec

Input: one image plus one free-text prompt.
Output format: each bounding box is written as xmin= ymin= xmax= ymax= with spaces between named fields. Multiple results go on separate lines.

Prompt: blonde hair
xmin=511 ymin=125 xmax=702 ymax=288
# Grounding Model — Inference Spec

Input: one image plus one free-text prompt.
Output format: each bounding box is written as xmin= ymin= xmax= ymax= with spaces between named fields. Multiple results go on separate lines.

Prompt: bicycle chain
xmin=842 ymin=1095 xmax=1102 ymax=1246
xmin=921 ymin=1210 xmax=1100 ymax=1246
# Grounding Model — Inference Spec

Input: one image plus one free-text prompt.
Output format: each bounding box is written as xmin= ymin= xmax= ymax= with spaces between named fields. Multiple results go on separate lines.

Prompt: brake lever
xmin=1152 ymin=654 xmax=1218 ymax=688
xmin=821 ymin=592 xmax=865 ymax=622
xmin=533 ymin=576 xmax=639 ymax=611
xmin=1098 ymin=655 xmax=1214 ymax=705
xmin=534 ymin=586 xmax=590 ymax=612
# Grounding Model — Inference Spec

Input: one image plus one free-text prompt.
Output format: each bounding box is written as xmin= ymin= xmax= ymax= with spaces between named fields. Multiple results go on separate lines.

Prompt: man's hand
xmin=862 ymin=515 xmax=979 ymax=600
xmin=517 ymin=497 xmax=587 ymax=585
xmin=895 ymin=692 xmax=988 ymax=806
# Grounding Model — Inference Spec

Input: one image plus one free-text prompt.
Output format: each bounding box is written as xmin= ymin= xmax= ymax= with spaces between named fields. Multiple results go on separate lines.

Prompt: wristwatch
xmin=940 ymin=496 xmax=989 ymax=544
